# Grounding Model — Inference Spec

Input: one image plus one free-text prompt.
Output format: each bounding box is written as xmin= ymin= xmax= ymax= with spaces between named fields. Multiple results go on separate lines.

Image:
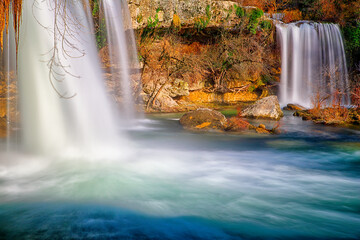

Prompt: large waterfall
xmin=277 ymin=21 xmax=350 ymax=107
xmin=13 ymin=0 xmax=134 ymax=154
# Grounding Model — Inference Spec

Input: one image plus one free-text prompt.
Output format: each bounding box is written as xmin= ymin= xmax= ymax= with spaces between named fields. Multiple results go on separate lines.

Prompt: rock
xmin=180 ymin=108 xmax=227 ymax=130
xmin=225 ymin=117 xmax=253 ymax=132
xmin=152 ymin=92 xmax=179 ymax=112
xmin=241 ymin=96 xmax=284 ymax=120
xmin=166 ymin=79 xmax=189 ymax=98
xmin=256 ymin=127 xmax=271 ymax=134
xmin=293 ymin=110 xmax=313 ymax=120
xmin=283 ymin=103 xmax=307 ymax=111
xmin=127 ymin=0 xmax=247 ymax=29
xmin=184 ymin=90 xmax=258 ymax=104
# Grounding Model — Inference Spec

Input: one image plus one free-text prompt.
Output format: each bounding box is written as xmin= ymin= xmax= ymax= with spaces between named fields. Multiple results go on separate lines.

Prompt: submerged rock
xmin=180 ymin=108 xmax=227 ymax=131
xmin=241 ymin=96 xmax=283 ymax=120
xmin=180 ymin=110 xmax=280 ymax=134
xmin=225 ymin=117 xmax=253 ymax=132
xmin=256 ymin=127 xmax=270 ymax=134
xmin=283 ymin=104 xmax=307 ymax=111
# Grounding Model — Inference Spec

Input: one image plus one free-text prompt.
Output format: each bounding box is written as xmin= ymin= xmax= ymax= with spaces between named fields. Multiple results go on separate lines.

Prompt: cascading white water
xmin=277 ymin=21 xmax=350 ymax=107
xmin=1 ymin=16 xmax=18 ymax=150
xmin=17 ymin=0 xmax=123 ymax=155
xmin=101 ymin=0 xmax=141 ymax=121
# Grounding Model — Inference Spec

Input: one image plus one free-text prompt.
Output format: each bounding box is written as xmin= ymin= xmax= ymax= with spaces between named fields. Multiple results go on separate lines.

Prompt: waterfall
xmin=277 ymin=21 xmax=350 ymax=107
xmin=101 ymin=0 xmax=141 ymax=121
xmin=16 ymin=0 xmax=124 ymax=155
xmin=1 ymin=15 xmax=18 ymax=150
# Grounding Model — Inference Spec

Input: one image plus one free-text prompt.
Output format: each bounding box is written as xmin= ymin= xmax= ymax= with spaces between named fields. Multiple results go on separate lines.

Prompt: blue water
xmin=0 ymin=112 xmax=359 ymax=239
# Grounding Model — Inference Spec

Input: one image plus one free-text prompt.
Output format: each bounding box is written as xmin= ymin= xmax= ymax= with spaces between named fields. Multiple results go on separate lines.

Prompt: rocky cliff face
xmin=129 ymin=0 xmax=280 ymax=113
xmin=127 ymin=0 xmax=240 ymax=29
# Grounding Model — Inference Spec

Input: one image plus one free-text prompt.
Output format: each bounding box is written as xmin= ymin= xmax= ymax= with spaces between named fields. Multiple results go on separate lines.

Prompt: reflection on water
xmin=0 ymin=113 xmax=359 ymax=239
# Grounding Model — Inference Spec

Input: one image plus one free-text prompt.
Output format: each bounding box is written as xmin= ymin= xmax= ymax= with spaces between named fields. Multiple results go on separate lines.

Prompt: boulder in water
xmin=241 ymin=96 xmax=283 ymax=120
xmin=283 ymin=104 xmax=307 ymax=111
xmin=180 ymin=108 xmax=227 ymax=131
xmin=225 ymin=117 xmax=253 ymax=132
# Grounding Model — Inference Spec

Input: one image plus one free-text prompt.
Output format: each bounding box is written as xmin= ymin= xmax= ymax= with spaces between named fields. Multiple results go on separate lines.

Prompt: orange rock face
xmin=184 ymin=90 xmax=258 ymax=104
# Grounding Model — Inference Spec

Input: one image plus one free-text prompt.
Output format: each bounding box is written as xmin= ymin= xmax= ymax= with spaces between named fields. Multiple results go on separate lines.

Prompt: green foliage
xmin=195 ymin=18 xmax=209 ymax=31
xmin=205 ymin=5 xmax=211 ymax=20
xmin=250 ymin=8 xmax=264 ymax=20
xmin=261 ymin=75 xmax=275 ymax=84
xmin=96 ymin=18 xmax=107 ymax=49
xmin=234 ymin=5 xmax=245 ymax=18
xmin=260 ymin=20 xmax=272 ymax=30
xmin=141 ymin=10 xmax=160 ymax=40
xmin=225 ymin=6 xmax=234 ymax=21
xmin=257 ymin=79 xmax=265 ymax=87
xmin=247 ymin=9 xmax=264 ymax=34
xmin=91 ymin=0 xmax=107 ymax=49
xmin=92 ymin=0 xmax=100 ymax=17
xmin=221 ymin=51 xmax=235 ymax=70
xmin=249 ymin=85 xmax=256 ymax=93
xmin=195 ymin=5 xmax=211 ymax=32
xmin=137 ymin=14 xmax=143 ymax=23
xmin=343 ymin=23 xmax=360 ymax=50
xmin=343 ymin=22 xmax=360 ymax=69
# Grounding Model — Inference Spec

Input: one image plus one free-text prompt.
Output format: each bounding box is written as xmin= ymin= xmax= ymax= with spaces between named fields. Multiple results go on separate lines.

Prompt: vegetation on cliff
xmin=134 ymin=4 xmax=279 ymax=112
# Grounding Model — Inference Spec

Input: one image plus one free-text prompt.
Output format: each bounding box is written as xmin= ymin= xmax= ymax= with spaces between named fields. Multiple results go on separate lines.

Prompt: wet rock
xmin=256 ymin=127 xmax=271 ymax=134
xmin=241 ymin=96 xmax=283 ymax=120
xmin=225 ymin=117 xmax=253 ymax=132
xmin=283 ymin=103 xmax=307 ymax=111
xmin=180 ymin=108 xmax=227 ymax=131
xmin=294 ymin=110 xmax=313 ymax=120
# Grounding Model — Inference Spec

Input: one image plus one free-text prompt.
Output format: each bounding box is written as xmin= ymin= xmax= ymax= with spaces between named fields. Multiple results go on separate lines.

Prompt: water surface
xmin=0 ymin=112 xmax=359 ymax=239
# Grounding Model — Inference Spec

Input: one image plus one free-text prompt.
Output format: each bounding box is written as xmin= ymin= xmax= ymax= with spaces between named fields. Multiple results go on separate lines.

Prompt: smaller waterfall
xmin=1 ymin=15 xmax=18 ymax=150
xmin=101 ymin=0 xmax=141 ymax=121
xmin=277 ymin=21 xmax=350 ymax=107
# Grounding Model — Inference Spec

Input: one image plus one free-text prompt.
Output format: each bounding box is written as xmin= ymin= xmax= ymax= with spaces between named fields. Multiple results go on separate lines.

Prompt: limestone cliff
xmin=127 ymin=0 xmax=242 ymax=29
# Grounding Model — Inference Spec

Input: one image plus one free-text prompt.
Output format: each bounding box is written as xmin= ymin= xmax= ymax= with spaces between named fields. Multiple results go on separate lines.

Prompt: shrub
xmin=343 ymin=23 xmax=360 ymax=68
xmin=282 ymin=9 xmax=302 ymax=23
xmin=91 ymin=0 xmax=107 ymax=49
xmin=194 ymin=5 xmax=211 ymax=32
xmin=260 ymin=20 xmax=272 ymax=30
xmin=235 ymin=5 xmax=245 ymax=18
xmin=247 ymin=9 xmax=264 ymax=34
xmin=141 ymin=10 xmax=160 ymax=40
xmin=225 ymin=6 xmax=234 ymax=21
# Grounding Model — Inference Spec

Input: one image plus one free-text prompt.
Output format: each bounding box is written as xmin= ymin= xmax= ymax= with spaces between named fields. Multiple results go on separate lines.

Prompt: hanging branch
xmin=32 ymin=0 xmax=88 ymax=98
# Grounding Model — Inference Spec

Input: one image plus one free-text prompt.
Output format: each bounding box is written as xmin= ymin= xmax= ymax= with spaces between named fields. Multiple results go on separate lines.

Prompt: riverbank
xmin=294 ymin=107 xmax=360 ymax=129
